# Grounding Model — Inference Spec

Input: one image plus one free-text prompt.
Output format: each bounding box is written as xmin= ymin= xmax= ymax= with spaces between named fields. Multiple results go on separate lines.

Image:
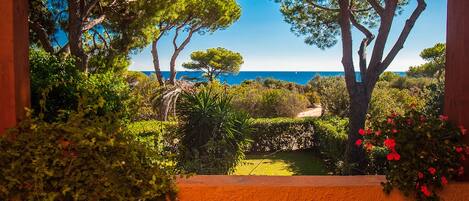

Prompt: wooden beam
xmin=0 ymin=0 xmax=30 ymax=134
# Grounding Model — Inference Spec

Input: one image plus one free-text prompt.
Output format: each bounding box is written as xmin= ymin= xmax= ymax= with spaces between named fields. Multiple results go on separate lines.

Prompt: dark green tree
xmin=150 ymin=0 xmax=242 ymax=85
xmin=28 ymin=0 xmax=171 ymax=72
xmin=277 ymin=0 xmax=426 ymax=173
xmin=407 ymin=43 xmax=446 ymax=78
xmin=183 ymin=47 xmax=244 ymax=82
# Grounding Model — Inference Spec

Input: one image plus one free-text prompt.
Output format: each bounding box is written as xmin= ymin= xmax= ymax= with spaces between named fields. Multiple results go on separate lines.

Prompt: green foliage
xmin=126 ymin=72 xmax=163 ymax=121
xmin=127 ymin=120 xmax=179 ymax=154
xmin=407 ymin=43 xmax=446 ymax=78
xmin=30 ymin=0 xmax=172 ymax=71
xmin=230 ymin=84 xmax=310 ymax=118
xmin=183 ymin=47 xmax=244 ymax=81
xmin=30 ymin=49 xmax=82 ymax=121
xmin=249 ymin=118 xmax=316 ymax=152
xmin=246 ymin=78 xmax=306 ymax=93
xmin=360 ymin=110 xmax=467 ymax=200
xmin=379 ymin=72 xmax=401 ymax=82
xmin=30 ymin=49 xmax=135 ymax=122
xmin=422 ymin=80 xmax=445 ymax=117
xmin=390 ymin=76 xmax=435 ymax=91
xmin=307 ymin=76 xmax=349 ymax=117
xmin=304 ymin=91 xmax=321 ymax=105
xmin=276 ymin=0 xmax=408 ymax=49
xmin=313 ymin=116 xmax=349 ymax=174
xmin=78 ymin=72 xmax=135 ymax=123
xmin=178 ymin=88 xmax=252 ymax=174
xmin=368 ymin=86 xmax=425 ymax=127
xmin=0 ymin=112 xmax=176 ymax=200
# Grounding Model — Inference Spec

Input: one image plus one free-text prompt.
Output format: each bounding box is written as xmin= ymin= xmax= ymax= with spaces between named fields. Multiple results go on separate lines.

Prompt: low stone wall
xmin=177 ymin=175 xmax=469 ymax=201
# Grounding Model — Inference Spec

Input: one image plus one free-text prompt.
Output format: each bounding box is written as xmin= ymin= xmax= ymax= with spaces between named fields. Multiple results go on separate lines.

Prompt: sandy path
xmin=297 ymin=107 xmax=322 ymax=118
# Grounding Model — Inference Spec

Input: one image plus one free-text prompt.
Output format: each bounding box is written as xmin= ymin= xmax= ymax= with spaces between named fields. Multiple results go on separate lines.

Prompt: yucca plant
xmin=178 ymin=87 xmax=252 ymax=174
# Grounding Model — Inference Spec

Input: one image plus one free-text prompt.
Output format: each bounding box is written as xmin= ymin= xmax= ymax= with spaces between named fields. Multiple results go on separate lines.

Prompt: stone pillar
xmin=446 ymin=0 xmax=469 ymax=179
xmin=0 ymin=0 xmax=30 ymax=134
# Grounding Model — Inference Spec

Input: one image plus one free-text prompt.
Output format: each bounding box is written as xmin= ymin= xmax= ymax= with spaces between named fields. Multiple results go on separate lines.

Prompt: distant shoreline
xmin=135 ymin=71 xmax=406 ymax=85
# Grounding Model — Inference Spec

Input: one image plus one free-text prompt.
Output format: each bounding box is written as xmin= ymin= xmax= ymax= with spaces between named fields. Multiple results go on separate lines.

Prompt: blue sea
xmin=140 ymin=71 xmax=406 ymax=85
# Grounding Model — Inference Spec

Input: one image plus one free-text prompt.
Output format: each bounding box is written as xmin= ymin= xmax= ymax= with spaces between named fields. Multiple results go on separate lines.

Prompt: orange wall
xmin=445 ymin=0 xmax=469 ymax=180
xmin=177 ymin=176 xmax=469 ymax=201
xmin=0 ymin=0 xmax=29 ymax=134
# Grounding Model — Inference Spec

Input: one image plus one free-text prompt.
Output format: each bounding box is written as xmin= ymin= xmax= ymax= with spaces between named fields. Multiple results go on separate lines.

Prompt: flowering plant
xmin=357 ymin=109 xmax=468 ymax=200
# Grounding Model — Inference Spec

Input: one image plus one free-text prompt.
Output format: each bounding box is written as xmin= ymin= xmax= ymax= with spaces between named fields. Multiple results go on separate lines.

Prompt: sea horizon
xmin=136 ymin=70 xmax=406 ymax=85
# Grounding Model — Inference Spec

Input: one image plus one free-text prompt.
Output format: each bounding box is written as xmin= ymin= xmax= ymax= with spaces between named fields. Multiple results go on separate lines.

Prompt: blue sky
xmin=129 ymin=0 xmax=447 ymax=72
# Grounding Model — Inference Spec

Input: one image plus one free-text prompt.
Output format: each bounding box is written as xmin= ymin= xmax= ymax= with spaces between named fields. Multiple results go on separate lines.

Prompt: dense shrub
xmin=230 ymin=84 xmax=310 ymax=118
xmin=422 ymin=80 xmax=445 ymax=117
xmin=359 ymin=110 xmax=467 ymax=201
xmin=313 ymin=116 xmax=349 ymax=174
xmin=368 ymin=86 xmax=426 ymax=127
xmin=307 ymin=76 xmax=350 ymax=117
xmin=30 ymin=49 xmax=135 ymax=122
xmin=127 ymin=120 xmax=179 ymax=154
xmin=78 ymin=72 xmax=135 ymax=123
xmin=178 ymin=88 xmax=252 ymax=174
xmin=126 ymin=72 xmax=162 ymax=121
xmin=249 ymin=118 xmax=316 ymax=152
xmin=251 ymin=77 xmax=306 ymax=92
xmin=390 ymin=76 xmax=435 ymax=91
xmin=30 ymin=49 xmax=82 ymax=121
xmin=0 ymin=112 xmax=176 ymax=200
xmin=304 ymin=91 xmax=321 ymax=105
xmin=379 ymin=71 xmax=401 ymax=82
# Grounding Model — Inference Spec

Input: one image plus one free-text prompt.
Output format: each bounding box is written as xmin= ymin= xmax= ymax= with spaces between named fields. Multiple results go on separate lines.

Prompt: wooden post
xmin=446 ymin=0 xmax=469 ymax=180
xmin=0 ymin=0 xmax=30 ymax=134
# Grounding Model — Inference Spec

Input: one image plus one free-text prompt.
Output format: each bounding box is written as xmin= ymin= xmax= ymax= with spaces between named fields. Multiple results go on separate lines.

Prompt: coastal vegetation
xmin=277 ymin=0 xmax=428 ymax=173
xmin=2 ymin=0 xmax=463 ymax=200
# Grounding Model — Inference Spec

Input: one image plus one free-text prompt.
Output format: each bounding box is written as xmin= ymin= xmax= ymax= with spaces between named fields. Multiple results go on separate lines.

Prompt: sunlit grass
xmin=233 ymin=150 xmax=327 ymax=176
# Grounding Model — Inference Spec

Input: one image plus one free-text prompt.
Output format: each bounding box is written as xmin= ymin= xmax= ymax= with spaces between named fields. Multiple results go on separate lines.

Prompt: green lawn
xmin=233 ymin=150 xmax=327 ymax=176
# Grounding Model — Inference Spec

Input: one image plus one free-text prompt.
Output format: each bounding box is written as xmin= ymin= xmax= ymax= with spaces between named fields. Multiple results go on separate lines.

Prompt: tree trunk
xmin=346 ymin=83 xmax=371 ymax=175
xmin=151 ymin=40 xmax=165 ymax=86
xmin=68 ymin=0 xmax=88 ymax=72
xmin=169 ymin=50 xmax=181 ymax=85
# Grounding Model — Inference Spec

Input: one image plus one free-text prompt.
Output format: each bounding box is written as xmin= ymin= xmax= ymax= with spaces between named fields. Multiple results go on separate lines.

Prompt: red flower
xmin=420 ymin=115 xmax=426 ymax=122
xmin=421 ymin=185 xmax=431 ymax=197
xmin=390 ymin=112 xmax=398 ymax=118
xmin=366 ymin=129 xmax=373 ymax=135
xmin=461 ymin=155 xmax=466 ymax=161
xmin=392 ymin=129 xmax=398 ymax=134
xmin=465 ymin=147 xmax=469 ymax=155
xmin=384 ymin=138 xmax=396 ymax=150
xmin=456 ymin=147 xmax=463 ymax=153
xmin=406 ymin=118 xmax=413 ymax=125
xmin=441 ymin=176 xmax=448 ymax=185
xmin=460 ymin=126 xmax=467 ymax=136
xmin=375 ymin=130 xmax=382 ymax=136
xmin=358 ymin=129 xmax=366 ymax=136
xmin=355 ymin=139 xmax=363 ymax=147
xmin=439 ymin=115 xmax=449 ymax=121
xmin=386 ymin=151 xmax=401 ymax=161
xmin=387 ymin=118 xmax=394 ymax=125
xmin=428 ymin=167 xmax=437 ymax=175
xmin=418 ymin=172 xmax=424 ymax=179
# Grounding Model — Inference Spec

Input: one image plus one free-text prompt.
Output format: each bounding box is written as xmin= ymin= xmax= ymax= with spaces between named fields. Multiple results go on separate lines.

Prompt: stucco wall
xmin=0 ymin=0 xmax=29 ymax=134
xmin=177 ymin=176 xmax=469 ymax=201
xmin=445 ymin=0 xmax=469 ymax=180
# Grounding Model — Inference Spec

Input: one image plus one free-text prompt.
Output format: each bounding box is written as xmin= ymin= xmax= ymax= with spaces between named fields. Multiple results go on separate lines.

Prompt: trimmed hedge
xmin=249 ymin=118 xmax=316 ymax=152
xmin=128 ymin=117 xmax=349 ymax=164
xmin=313 ymin=117 xmax=349 ymax=172
xmin=127 ymin=120 xmax=179 ymax=153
